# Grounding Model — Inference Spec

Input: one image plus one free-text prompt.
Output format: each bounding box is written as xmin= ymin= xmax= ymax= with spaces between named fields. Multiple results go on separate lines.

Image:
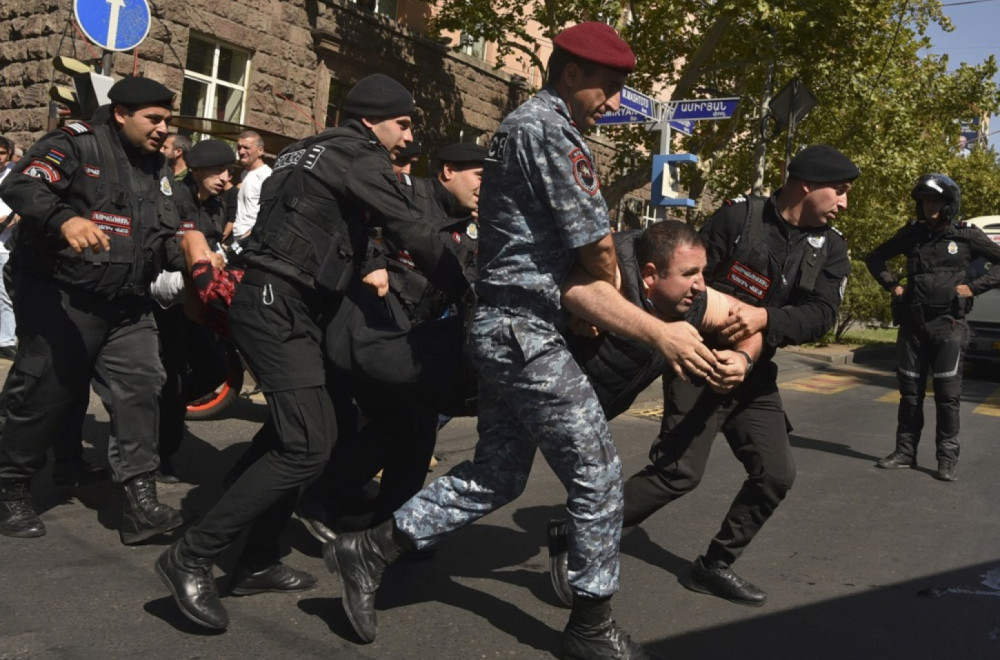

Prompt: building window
xmin=351 ymin=0 xmax=397 ymax=19
xmin=181 ymin=35 xmax=250 ymax=124
xmin=326 ymin=80 xmax=347 ymax=128
xmin=459 ymin=32 xmax=486 ymax=60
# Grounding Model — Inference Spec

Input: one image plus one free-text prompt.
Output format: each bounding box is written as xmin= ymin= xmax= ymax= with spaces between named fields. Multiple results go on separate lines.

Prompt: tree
xmin=425 ymin=0 xmax=1000 ymax=336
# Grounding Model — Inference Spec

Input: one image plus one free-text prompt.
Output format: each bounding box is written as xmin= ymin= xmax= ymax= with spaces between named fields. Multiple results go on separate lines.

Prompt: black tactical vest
xmin=14 ymin=120 xmax=178 ymax=298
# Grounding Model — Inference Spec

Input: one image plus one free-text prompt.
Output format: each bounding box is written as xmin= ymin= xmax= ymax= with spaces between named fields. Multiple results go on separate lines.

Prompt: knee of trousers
xmin=932 ymin=377 xmax=962 ymax=403
xmin=898 ymin=375 xmax=922 ymax=398
xmin=752 ymin=461 xmax=795 ymax=503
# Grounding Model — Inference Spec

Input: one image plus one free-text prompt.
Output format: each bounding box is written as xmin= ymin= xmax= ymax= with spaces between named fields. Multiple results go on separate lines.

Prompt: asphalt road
xmin=2 ymin=347 xmax=999 ymax=659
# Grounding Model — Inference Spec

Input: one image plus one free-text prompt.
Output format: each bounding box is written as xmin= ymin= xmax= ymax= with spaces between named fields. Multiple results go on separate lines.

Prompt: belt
xmin=240 ymin=267 xmax=313 ymax=300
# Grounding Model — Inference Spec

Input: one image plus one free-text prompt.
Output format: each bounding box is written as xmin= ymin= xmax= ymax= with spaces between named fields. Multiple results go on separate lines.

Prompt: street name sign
xmin=667 ymin=97 xmax=740 ymax=121
xmin=596 ymin=86 xmax=657 ymax=126
xmin=74 ymin=0 xmax=151 ymax=52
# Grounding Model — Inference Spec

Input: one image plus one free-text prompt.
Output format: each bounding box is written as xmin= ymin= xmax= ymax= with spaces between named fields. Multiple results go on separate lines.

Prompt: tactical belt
xmin=240 ymin=267 xmax=313 ymax=300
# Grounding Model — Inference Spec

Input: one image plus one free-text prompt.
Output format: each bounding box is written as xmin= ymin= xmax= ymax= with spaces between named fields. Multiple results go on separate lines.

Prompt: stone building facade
xmin=0 ymin=0 xmax=624 ymax=184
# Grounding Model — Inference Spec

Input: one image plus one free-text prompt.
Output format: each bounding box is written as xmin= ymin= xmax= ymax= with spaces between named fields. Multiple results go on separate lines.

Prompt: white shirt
xmin=232 ymin=163 xmax=272 ymax=238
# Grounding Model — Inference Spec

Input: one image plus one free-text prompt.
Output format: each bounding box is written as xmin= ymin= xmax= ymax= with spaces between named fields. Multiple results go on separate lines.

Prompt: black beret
xmin=107 ymin=77 xmax=174 ymax=107
xmin=786 ymin=145 xmax=860 ymax=183
xmin=395 ymin=140 xmax=423 ymax=161
xmin=343 ymin=74 xmax=415 ymax=118
xmin=553 ymin=22 xmax=636 ymax=74
xmin=186 ymin=139 xmax=235 ymax=169
xmin=436 ymin=143 xmax=488 ymax=166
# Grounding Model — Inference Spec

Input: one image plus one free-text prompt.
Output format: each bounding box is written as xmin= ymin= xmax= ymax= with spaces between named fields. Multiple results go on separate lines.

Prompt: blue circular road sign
xmin=74 ymin=0 xmax=151 ymax=52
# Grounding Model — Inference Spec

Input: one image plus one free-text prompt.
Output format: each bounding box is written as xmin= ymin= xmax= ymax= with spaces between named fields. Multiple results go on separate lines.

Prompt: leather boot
xmin=561 ymin=596 xmax=651 ymax=659
xmin=0 ymin=477 xmax=45 ymax=538
xmin=323 ymin=518 xmax=413 ymax=643
xmin=548 ymin=519 xmax=573 ymax=607
xmin=120 ymin=472 xmax=185 ymax=545
xmin=155 ymin=540 xmax=228 ymax=630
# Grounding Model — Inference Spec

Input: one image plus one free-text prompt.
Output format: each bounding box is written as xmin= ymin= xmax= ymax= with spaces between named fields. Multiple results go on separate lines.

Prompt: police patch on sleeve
xmin=23 ymin=159 xmax=62 ymax=183
xmin=486 ymin=132 xmax=508 ymax=162
xmin=160 ymin=176 xmax=173 ymax=196
xmin=569 ymin=148 xmax=599 ymax=196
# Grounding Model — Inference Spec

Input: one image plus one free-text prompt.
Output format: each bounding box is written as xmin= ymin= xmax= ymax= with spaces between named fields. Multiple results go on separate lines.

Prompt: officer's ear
xmin=440 ymin=162 xmax=456 ymax=182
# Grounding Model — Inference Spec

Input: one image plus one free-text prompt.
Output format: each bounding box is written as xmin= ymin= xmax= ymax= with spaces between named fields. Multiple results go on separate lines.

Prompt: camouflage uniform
xmin=394 ymin=87 xmax=623 ymax=599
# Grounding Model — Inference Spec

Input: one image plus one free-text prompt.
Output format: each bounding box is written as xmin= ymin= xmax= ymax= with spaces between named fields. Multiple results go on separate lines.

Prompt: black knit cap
xmin=436 ymin=143 xmax=488 ymax=166
xmin=343 ymin=74 xmax=416 ymax=118
xmin=186 ymin=139 xmax=236 ymax=169
xmin=396 ymin=140 xmax=423 ymax=161
xmin=107 ymin=77 xmax=174 ymax=107
xmin=786 ymin=145 xmax=860 ymax=183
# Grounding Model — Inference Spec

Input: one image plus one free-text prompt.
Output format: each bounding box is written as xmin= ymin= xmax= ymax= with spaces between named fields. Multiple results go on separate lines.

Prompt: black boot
xmin=548 ymin=519 xmax=573 ymax=607
xmin=0 ymin=477 xmax=45 ymax=538
xmin=120 ymin=472 xmax=185 ymax=545
xmin=323 ymin=518 xmax=413 ymax=643
xmin=561 ymin=596 xmax=651 ymax=659
xmin=155 ymin=540 xmax=228 ymax=630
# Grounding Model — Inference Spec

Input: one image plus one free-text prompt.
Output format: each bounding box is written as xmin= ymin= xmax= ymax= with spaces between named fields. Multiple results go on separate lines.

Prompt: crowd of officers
xmin=0 ymin=19 xmax=996 ymax=660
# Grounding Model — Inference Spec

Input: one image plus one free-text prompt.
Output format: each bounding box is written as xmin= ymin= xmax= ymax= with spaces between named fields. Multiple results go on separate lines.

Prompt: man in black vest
xmin=154 ymin=74 xmax=468 ymax=631
xmin=0 ymin=77 xmax=186 ymax=544
xmin=865 ymin=173 xmax=1000 ymax=481
xmin=152 ymin=139 xmax=235 ymax=483
xmin=617 ymin=145 xmax=859 ymax=607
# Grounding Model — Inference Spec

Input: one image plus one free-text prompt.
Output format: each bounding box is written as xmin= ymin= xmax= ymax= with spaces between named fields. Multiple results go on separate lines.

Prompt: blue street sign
xmin=668 ymin=97 xmax=740 ymax=121
xmin=619 ymin=86 xmax=656 ymax=119
xmin=596 ymin=86 xmax=657 ymax=126
xmin=74 ymin=0 xmax=150 ymax=52
xmin=669 ymin=119 xmax=694 ymax=136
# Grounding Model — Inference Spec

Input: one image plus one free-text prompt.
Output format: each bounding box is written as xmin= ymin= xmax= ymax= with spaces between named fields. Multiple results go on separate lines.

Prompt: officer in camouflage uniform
xmin=0 ymin=77 xmax=186 ymax=544
xmin=866 ymin=173 xmax=1000 ymax=481
xmin=325 ymin=23 xmax=715 ymax=659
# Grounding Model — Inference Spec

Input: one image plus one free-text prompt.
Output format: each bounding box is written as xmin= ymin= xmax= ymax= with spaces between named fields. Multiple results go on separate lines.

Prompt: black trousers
xmin=181 ymin=274 xmax=336 ymax=567
xmin=0 ymin=272 xmax=165 ymax=483
xmin=894 ymin=315 xmax=968 ymax=463
xmin=623 ymin=363 xmax=795 ymax=566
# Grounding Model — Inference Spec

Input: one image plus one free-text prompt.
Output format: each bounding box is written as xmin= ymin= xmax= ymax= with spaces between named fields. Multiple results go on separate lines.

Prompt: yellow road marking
xmin=781 ymin=374 xmax=860 ymax=394
xmin=973 ymin=388 xmax=1000 ymax=417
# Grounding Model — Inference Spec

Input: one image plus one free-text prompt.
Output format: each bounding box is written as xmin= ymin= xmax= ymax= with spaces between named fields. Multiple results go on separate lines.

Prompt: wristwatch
xmin=736 ymin=349 xmax=754 ymax=374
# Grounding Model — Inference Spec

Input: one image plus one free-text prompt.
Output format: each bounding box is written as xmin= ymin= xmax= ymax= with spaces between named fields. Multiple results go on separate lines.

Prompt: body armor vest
xmin=14 ymin=121 xmax=177 ymax=298
xmin=243 ymin=128 xmax=363 ymax=293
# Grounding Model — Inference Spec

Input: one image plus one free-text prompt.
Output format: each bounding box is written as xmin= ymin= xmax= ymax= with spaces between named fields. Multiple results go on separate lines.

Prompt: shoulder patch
xmin=724 ymin=195 xmax=748 ymax=206
xmin=830 ymin=225 xmax=844 ymax=238
xmin=486 ymin=132 xmax=508 ymax=162
xmin=569 ymin=147 xmax=600 ymax=196
xmin=160 ymin=176 xmax=173 ymax=196
xmin=22 ymin=159 xmax=62 ymax=183
xmin=59 ymin=121 xmax=92 ymax=136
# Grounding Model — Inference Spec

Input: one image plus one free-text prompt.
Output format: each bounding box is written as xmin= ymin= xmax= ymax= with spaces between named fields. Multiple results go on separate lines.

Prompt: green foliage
xmin=427 ymin=0 xmax=1000 ymax=326
xmin=835 ymin=259 xmax=894 ymax=341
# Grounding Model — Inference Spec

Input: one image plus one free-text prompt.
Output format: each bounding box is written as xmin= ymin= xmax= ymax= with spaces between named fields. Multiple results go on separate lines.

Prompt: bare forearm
xmin=577 ymin=233 xmax=620 ymax=289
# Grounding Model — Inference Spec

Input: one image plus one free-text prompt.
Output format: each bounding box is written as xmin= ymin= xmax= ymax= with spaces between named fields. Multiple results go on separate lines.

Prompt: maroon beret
xmin=553 ymin=22 xmax=636 ymax=74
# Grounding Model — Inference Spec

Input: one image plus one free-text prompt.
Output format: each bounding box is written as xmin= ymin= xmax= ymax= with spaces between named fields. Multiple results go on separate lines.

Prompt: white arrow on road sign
xmin=74 ymin=0 xmax=151 ymax=52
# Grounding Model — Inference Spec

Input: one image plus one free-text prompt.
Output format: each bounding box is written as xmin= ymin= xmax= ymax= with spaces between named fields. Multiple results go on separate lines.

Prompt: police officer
xmin=153 ymin=139 xmax=235 ymax=483
xmin=298 ymin=141 xmax=486 ymax=542
xmin=154 ymin=73 xmax=468 ymax=631
xmin=620 ymin=145 xmax=860 ymax=607
xmin=0 ymin=77 xmax=186 ymax=544
xmin=325 ymin=23 xmax=714 ymax=658
xmin=865 ymin=174 xmax=1000 ymax=481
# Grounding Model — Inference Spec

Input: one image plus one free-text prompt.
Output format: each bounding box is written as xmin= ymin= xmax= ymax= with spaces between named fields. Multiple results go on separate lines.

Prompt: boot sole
xmin=323 ymin=542 xmax=375 ymax=644
xmin=683 ymin=577 xmax=767 ymax=607
xmin=0 ymin=524 xmax=46 ymax=538
xmin=121 ymin=517 xmax=185 ymax=545
xmin=154 ymin=557 xmax=228 ymax=630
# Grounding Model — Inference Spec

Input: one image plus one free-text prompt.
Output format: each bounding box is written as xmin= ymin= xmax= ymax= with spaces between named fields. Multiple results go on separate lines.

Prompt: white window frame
xmin=183 ymin=35 xmax=250 ymax=124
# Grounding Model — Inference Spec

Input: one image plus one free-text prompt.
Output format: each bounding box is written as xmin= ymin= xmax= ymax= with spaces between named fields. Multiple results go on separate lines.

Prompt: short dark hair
xmin=171 ymin=134 xmax=192 ymax=155
xmin=546 ymin=46 xmax=598 ymax=85
xmin=0 ymin=136 xmax=12 ymax=155
xmin=635 ymin=220 xmax=704 ymax=273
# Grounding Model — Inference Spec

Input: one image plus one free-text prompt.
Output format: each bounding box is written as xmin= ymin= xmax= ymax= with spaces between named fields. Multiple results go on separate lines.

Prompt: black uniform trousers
xmin=623 ymin=361 xmax=795 ymax=566
xmin=894 ymin=314 xmax=968 ymax=463
xmin=0 ymin=271 xmax=164 ymax=483
xmin=181 ymin=273 xmax=336 ymax=569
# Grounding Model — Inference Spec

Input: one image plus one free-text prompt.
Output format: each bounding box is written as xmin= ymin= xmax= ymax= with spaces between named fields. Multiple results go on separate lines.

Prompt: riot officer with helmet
xmin=866 ymin=173 xmax=1000 ymax=481
xmin=0 ymin=77 xmax=186 ymax=544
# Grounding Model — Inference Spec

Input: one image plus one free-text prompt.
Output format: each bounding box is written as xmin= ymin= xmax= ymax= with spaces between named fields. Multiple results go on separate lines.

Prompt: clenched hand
xmin=721 ymin=302 xmax=768 ymax=344
xmin=61 ymin=216 xmax=110 ymax=254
